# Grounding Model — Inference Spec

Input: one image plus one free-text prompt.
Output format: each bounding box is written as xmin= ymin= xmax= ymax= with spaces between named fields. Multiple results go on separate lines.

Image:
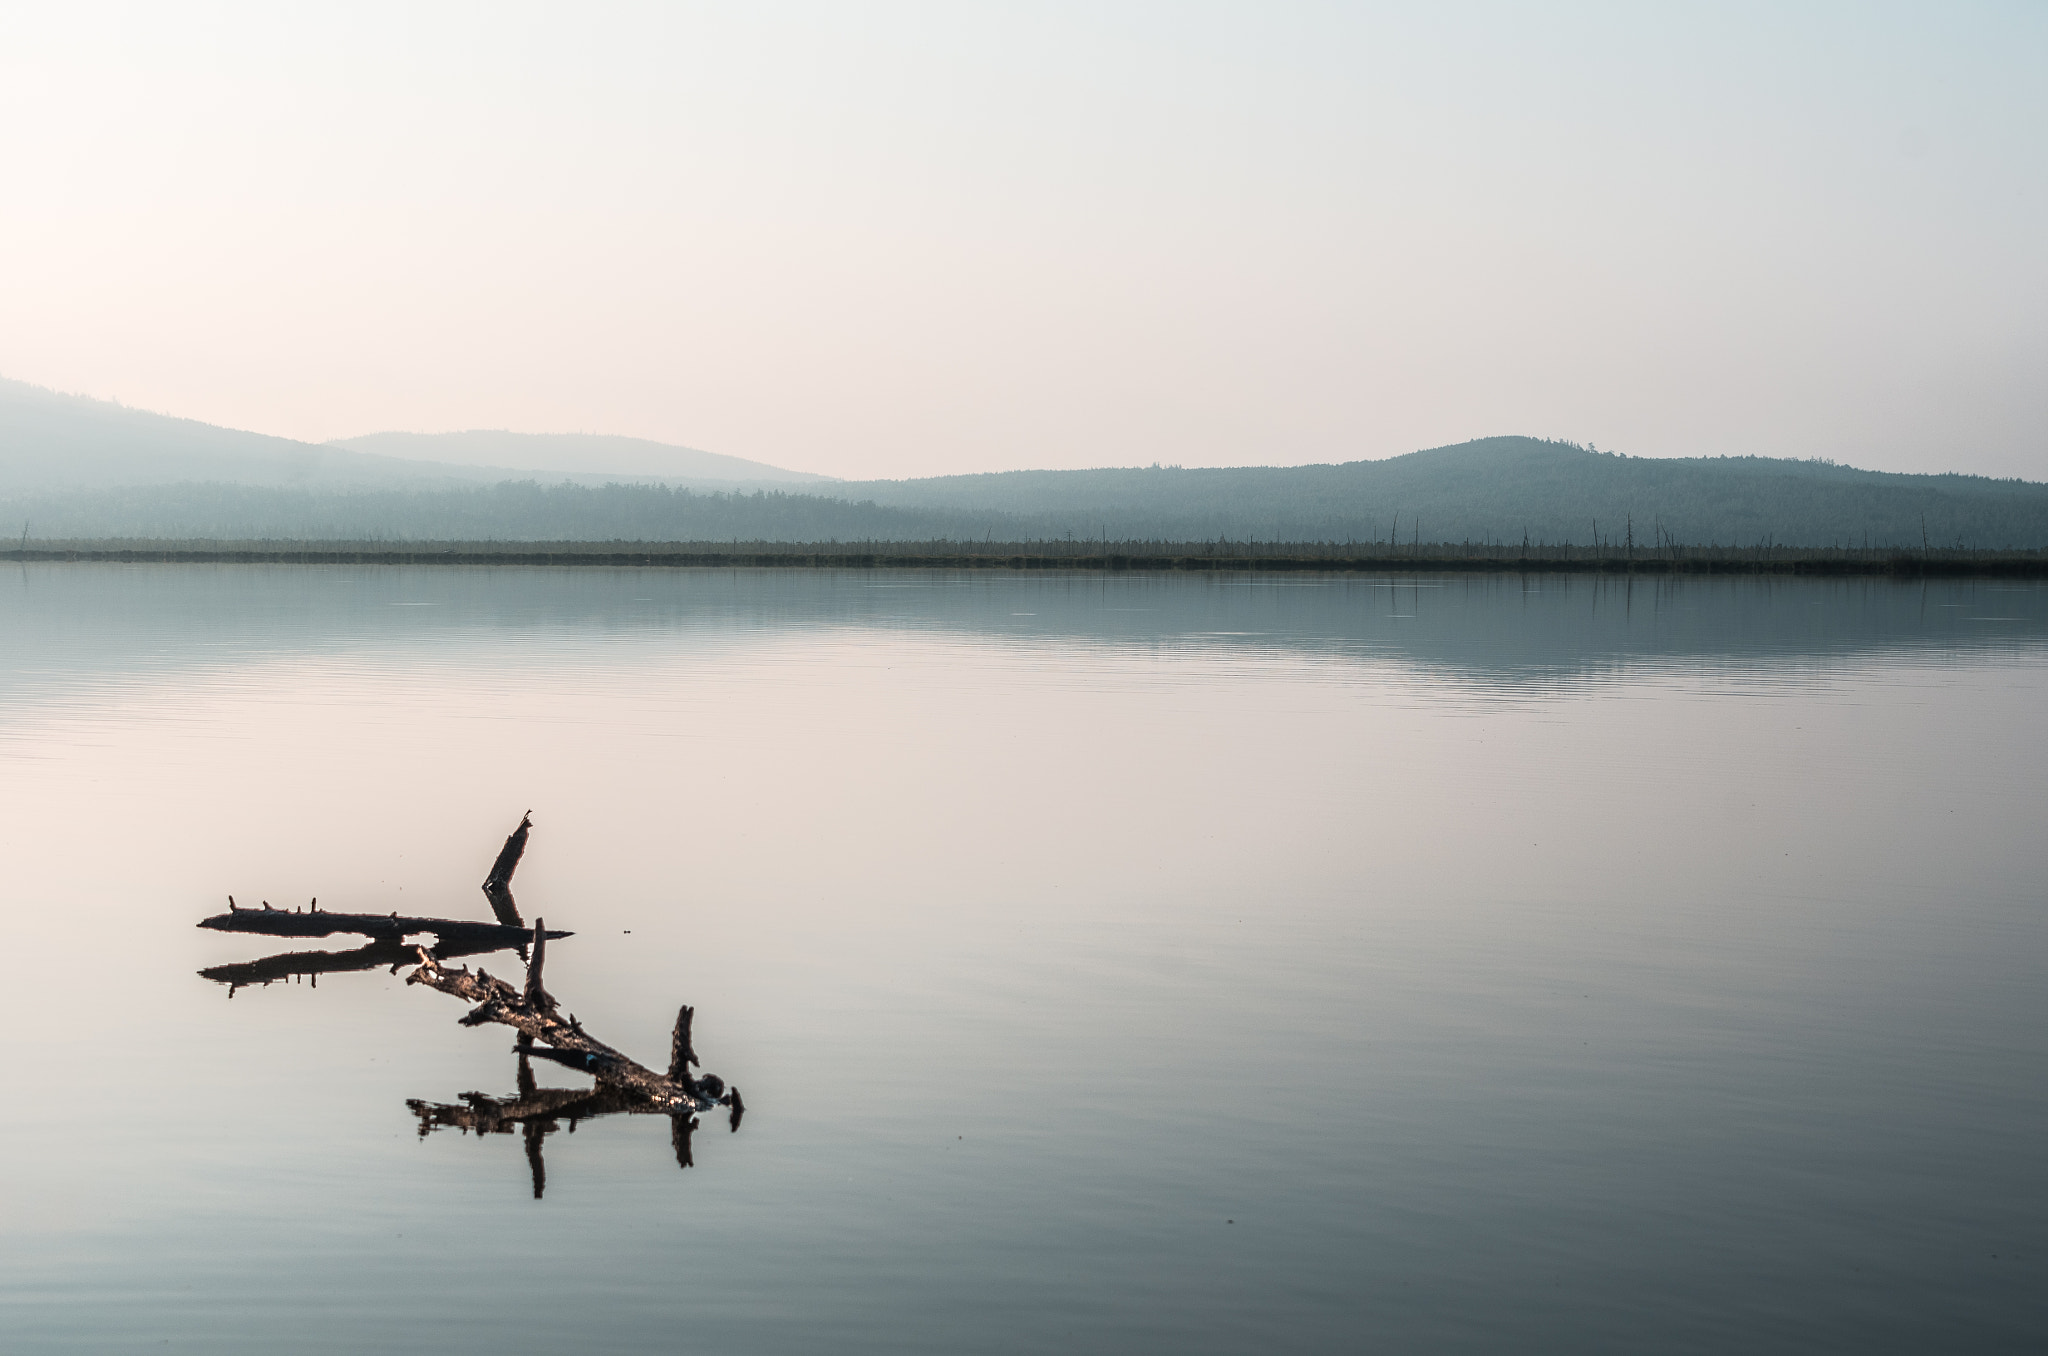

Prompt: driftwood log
xmin=197 ymin=812 xmax=744 ymax=1183
xmin=404 ymin=814 xmax=741 ymax=1118
xmin=197 ymin=814 xmax=562 ymax=950
xmin=197 ymin=902 xmax=566 ymax=949
xmin=405 ymin=920 xmax=736 ymax=1114
xmin=196 ymin=816 xmax=568 ymax=996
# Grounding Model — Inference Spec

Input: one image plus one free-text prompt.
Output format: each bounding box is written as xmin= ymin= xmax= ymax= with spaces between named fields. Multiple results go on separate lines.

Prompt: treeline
xmin=834 ymin=438 xmax=2048 ymax=549
xmin=13 ymin=541 xmax=2043 ymax=579
xmin=0 ymin=480 xmax=1009 ymax=543
xmin=8 ymin=437 xmax=2048 ymax=547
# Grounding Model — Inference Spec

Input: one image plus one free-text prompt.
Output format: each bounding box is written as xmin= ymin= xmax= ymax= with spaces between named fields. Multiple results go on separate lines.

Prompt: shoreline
xmin=6 ymin=545 xmax=2047 ymax=577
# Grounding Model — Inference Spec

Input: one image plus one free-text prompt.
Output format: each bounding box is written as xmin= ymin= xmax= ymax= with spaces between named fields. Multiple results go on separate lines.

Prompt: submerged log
xmin=202 ymin=811 xmax=745 ymax=1190
xmin=201 ymin=813 xmax=550 ymax=946
xmin=197 ymin=902 xmax=569 ymax=947
xmin=397 ymin=827 xmax=737 ymax=1114
xmin=407 ymin=819 xmax=739 ymax=1118
xmin=406 ymin=919 xmax=726 ymax=1113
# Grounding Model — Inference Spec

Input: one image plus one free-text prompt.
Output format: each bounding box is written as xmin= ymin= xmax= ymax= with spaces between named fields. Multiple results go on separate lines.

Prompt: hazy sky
xmin=1 ymin=2 xmax=2042 ymax=480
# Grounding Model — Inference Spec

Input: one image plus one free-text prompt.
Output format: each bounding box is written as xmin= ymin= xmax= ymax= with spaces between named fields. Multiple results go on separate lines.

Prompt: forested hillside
xmin=6 ymin=434 xmax=2046 ymax=547
xmin=835 ymin=438 xmax=2048 ymax=548
xmin=2 ymin=481 xmax=998 ymax=543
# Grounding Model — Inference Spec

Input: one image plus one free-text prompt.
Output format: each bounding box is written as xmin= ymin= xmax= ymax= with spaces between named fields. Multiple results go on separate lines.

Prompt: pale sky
xmin=1 ymin=2 xmax=2042 ymax=480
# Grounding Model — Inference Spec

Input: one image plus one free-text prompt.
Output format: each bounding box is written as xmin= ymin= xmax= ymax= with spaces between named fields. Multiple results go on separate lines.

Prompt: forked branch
xmin=407 ymin=931 xmax=723 ymax=1111
xmin=406 ymin=822 xmax=740 ymax=1119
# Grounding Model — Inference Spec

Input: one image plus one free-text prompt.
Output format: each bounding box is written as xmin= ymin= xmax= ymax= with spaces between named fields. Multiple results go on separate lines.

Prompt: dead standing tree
xmin=195 ymin=902 xmax=565 ymax=952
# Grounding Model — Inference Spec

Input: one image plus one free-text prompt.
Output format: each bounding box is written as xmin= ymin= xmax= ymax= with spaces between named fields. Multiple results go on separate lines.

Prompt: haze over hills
xmin=0 ymin=376 xmax=487 ymax=492
xmin=11 ymin=439 xmax=2048 ymax=548
xmin=835 ymin=438 xmax=2048 ymax=548
xmin=0 ymin=378 xmax=823 ymax=494
xmin=329 ymin=431 xmax=831 ymax=485
xmin=5 ymin=378 xmax=2047 ymax=547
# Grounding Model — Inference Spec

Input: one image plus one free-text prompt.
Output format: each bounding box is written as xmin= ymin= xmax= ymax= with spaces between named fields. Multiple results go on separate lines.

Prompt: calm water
xmin=1 ymin=566 xmax=2044 ymax=1353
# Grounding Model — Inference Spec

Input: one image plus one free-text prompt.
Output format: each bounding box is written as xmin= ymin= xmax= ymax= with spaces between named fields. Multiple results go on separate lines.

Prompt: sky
xmin=0 ymin=1 xmax=2043 ymax=481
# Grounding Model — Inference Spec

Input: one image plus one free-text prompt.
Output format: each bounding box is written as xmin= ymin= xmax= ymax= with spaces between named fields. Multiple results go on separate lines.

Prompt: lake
xmin=1 ymin=566 xmax=2043 ymax=1353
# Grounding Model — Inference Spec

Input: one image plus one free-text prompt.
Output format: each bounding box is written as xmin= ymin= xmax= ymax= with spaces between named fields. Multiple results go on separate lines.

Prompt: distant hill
xmin=5 ymin=381 xmax=2045 ymax=546
xmin=10 ymin=439 xmax=2048 ymax=547
xmin=0 ymin=378 xmax=821 ymax=494
xmin=830 ymin=437 xmax=2048 ymax=549
xmin=330 ymin=430 xmax=829 ymax=485
xmin=0 ymin=376 xmax=486 ymax=493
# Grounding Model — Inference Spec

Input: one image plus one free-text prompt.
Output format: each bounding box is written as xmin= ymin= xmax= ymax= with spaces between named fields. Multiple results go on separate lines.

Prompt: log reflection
xmin=406 ymin=1049 xmax=740 ymax=1197
xmin=197 ymin=812 xmax=745 ymax=1197
xmin=200 ymin=934 xmax=520 ymax=995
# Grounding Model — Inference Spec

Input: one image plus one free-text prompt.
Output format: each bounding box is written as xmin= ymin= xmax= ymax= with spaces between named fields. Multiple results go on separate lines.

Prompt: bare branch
xmin=482 ymin=812 xmax=533 ymax=930
xmin=407 ymin=949 xmax=719 ymax=1112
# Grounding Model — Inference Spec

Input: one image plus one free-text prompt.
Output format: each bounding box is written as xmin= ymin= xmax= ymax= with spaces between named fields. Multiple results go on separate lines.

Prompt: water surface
xmin=1 ymin=567 xmax=2043 ymax=1352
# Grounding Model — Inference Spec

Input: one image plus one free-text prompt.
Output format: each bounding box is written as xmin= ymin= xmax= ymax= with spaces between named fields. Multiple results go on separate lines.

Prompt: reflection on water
xmin=200 ymin=937 xmax=487 ymax=992
xmin=409 ymin=1047 xmax=742 ymax=1200
xmin=3 ymin=567 xmax=2046 ymax=714
xmin=0 ymin=567 xmax=2044 ymax=1354
xmin=193 ymin=813 xmax=566 ymax=993
xmin=192 ymin=811 xmax=744 ymax=1194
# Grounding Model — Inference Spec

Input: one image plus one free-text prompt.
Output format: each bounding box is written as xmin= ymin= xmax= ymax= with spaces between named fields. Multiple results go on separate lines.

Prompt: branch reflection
xmin=407 ymin=1049 xmax=743 ymax=1197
